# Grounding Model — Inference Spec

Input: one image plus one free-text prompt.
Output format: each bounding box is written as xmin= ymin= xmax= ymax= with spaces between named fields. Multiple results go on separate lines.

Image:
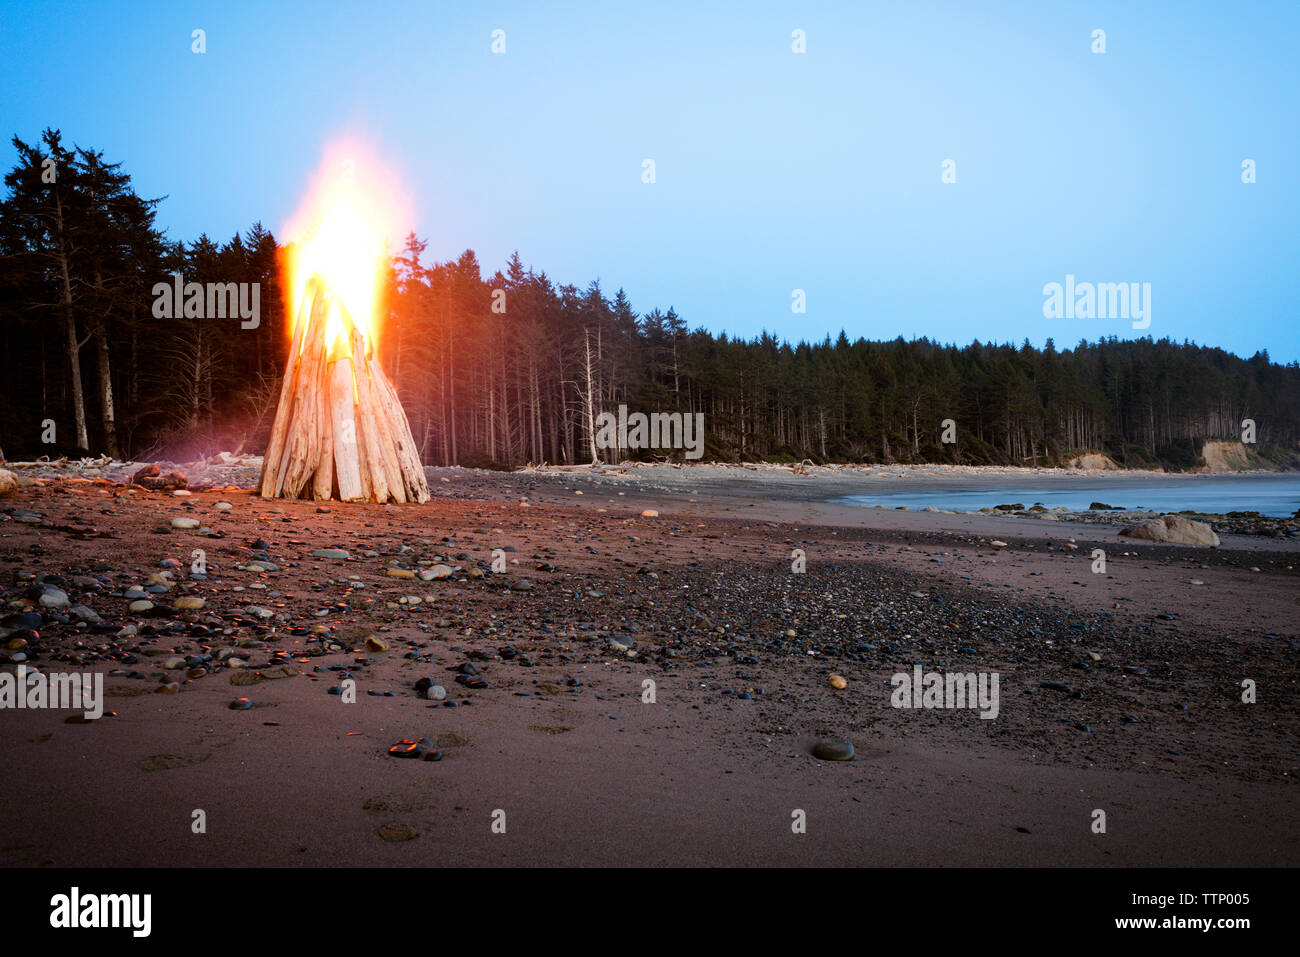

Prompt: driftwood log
xmin=258 ymin=277 xmax=429 ymax=503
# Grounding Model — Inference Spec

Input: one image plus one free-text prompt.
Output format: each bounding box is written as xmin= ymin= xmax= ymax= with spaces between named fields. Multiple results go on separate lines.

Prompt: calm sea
xmin=838 ymin=473 xmax=1300 ymax=517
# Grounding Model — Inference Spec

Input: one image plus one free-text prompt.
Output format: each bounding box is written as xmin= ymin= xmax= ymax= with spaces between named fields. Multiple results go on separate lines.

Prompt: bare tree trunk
xmin=95 ymin=320 xmax=118 ymax=457
xmin=54 ymin=191 xmax=89 ymax=450
xmin=583 ymin=327 xmax=599 ymax=464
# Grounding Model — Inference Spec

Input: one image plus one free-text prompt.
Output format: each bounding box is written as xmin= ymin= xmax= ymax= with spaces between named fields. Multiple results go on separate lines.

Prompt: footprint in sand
xmin=362 ymin=796 xmax=437 ymax=815
xmin=529 ymin=725 xmax=573 ymax=735
xmin=375 ymin=823 xmax=419 ymax=842
xmin=138 ymin=752 xmax=212 ymax=772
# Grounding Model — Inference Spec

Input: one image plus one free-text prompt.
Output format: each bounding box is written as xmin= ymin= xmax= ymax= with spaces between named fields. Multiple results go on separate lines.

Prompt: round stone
xmin=828 ymin=674 xmax=847 ymax=690
xmin=311 ymin=549 xmax=351 ymax=559
xmin=812 ymin=738 xmax=855 ymax=761
xmin=39 ymin=587 xmax=71 ymax=609
xmin=229 ymin=697 xmax=253 ymax=710
xmin=171 ymin=518 xmax=200 ymax=529
xmin=419 ymin=563 xmax=454 ymax=581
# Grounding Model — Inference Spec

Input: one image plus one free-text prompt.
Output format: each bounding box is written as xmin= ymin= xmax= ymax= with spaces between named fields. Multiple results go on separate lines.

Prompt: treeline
xmin=3 ymin=129 xmax=1298 ymax=471
xmin=0 ymin=130 xmax=286 ymax=460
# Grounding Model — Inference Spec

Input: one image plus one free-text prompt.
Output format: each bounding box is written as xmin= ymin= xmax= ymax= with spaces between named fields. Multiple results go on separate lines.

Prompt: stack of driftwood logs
xmin=258 ymin=277 xmax=429 ymax=503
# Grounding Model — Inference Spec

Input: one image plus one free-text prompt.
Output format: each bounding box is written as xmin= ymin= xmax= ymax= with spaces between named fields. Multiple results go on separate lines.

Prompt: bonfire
xmin=258 ymin=148 xmax=429 ymax=504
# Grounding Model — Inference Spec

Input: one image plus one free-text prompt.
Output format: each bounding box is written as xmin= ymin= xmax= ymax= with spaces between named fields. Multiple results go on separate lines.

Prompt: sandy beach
xmin=1 ymin=464 xmax=1296 ymax=866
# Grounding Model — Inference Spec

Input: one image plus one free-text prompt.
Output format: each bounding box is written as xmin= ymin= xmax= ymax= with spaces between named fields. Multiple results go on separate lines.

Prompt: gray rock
xmin=1119 ymin=515 xmax=1220 ymax=546
xmin=69 ymin=604 xmax=102 ymax=623
xmin=39 ymin=587 xmax=71 ymax=609
xmin=418 ymin=563 xmax=454 ymax=581
xmin=812 ymin=738 xmax=855 ymax=761
xmin=310 ymin=549 xmax=351 ymax=559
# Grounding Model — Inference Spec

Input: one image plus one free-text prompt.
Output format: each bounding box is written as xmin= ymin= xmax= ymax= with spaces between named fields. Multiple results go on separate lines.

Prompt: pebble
xmin=174 ymin=596 xmax=206 ymax=610
xmin=385 ymin=567 xmax=415 ymax=579
xmin=39 ymin=587 xmax=71 ymax=609
xmin=170 ymin=518 xmax=200 ymax=529
xmin=418 ymin=564 xmax=454 ymax=581
xmin=128 ymin=600 xmax=154 ymax=613
xmin=424 ymin=685 xmax=446 ymax=700
xmin=311 ymin=549 xmax=351 ymax=559
xmin=640 ymin=509 xmax=659 ymax=518
xmin=828 ymin=674 xmax=847 ymax=690
xmin=812 ymin=738 xmax=855 ymax=761
xmin=214 ymin=502 xmax=233 ymax=510
xmin=229 ymin=697 xmax=253 ymax=710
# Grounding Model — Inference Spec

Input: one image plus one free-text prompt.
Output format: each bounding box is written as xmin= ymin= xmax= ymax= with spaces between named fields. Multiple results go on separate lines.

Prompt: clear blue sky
xmin=2 ymin=0 xmax=1296 ymax=360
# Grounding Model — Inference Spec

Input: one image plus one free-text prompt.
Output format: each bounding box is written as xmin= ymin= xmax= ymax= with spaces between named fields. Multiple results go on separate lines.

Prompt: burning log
xmin=258 ymin=277 xmax=429 ymax=503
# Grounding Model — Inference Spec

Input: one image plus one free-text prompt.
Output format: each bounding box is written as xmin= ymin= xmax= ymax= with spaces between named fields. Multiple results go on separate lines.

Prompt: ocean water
xmin=837 ymin=473 xmax=1300 ymax=517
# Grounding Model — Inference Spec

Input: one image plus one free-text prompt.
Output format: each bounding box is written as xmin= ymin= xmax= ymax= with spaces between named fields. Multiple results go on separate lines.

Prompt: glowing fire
xmin=282 ymin=140 xmax=408 ymax=355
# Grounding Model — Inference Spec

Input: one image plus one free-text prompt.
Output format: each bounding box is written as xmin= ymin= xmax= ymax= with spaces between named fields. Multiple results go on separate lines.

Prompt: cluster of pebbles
xmin=970 ymin=503 xmax=1300 ymax=538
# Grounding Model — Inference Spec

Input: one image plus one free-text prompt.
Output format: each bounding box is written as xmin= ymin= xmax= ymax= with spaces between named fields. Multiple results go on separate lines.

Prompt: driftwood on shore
xmin=258 ymin=278 xmax=429 ymax=504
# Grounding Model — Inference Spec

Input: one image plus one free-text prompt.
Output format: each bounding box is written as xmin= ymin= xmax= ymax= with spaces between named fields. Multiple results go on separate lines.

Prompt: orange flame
xmin=282 ymin=140 xmax=408 ymax=355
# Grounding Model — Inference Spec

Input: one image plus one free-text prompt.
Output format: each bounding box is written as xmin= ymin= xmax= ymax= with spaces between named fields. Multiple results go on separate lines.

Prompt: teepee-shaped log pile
xmin=259 ymin=277 xmax=430 ymax=503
